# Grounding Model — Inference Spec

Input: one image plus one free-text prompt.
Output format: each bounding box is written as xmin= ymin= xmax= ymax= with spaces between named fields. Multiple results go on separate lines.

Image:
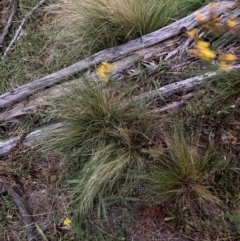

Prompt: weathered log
xmin=134 ymin=64 xmax=240 ymax=103
xmin=148 ymin=93 xmax=193 ymax=114
xmin=8 ymin=187 xmax=37 ymax=241
xmin=0 ymin=38 xmax=178 ymax=121
xmin=0 ymin=122 xmax=64 ymax=157
xmin=2 ymin=63 xmax=240 ymax=157
xmin=0 ymin=1 xmax=235 ymax=109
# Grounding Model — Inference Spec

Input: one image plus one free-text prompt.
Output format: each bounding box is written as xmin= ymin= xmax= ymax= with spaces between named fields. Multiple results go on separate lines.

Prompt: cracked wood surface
xmin=2 ymin=63 xmax=240 ymax=157
xmin=0 ymin=1 xmax=235 ymax=109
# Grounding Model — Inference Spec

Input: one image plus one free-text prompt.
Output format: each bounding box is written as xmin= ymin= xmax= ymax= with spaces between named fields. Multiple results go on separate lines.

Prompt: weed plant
xmin=46 ymin=81 xmax=152 ymax=223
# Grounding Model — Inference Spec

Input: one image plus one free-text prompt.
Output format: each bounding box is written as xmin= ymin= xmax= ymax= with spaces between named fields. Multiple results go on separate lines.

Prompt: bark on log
xmin=0 ymin=1 xmax=235 ymax=109
xmin=134 ymin=64 xmax=240 ymax=103
xmin=0 ymin=122 xmax=64 ymax=157
xmin=0 ymin=39 xmax=175 ymax=121
xmin=2 ymin=63 xmax=240 ymax=157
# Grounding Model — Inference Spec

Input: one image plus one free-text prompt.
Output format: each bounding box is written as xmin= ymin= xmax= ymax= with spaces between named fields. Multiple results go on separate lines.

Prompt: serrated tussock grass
xmin=47 ymin=0 xmax=210 ymax=54
xmin=149 ymin=127 xmax=221 ymax=205
xmin=46 ymin=81 xmax=152 ymax=221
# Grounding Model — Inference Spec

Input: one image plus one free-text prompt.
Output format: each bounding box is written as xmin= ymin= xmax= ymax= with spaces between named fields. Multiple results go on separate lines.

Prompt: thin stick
xmin=148 ymin=93 xmax=193 ymax=114
xmin=0 ymin=0 xmax=17 ymax=46
xmin=0 ymin=183 xmax=37 ymax=241
xmin=9 ymin=187 xmax=37 ymax=241
xmin=1 ymin=0 xmax=46 ymax=60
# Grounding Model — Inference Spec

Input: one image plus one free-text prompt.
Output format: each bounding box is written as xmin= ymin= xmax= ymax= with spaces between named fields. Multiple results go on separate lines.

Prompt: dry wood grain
xmin=2 ymin=63 xmax=240 ymax=157
xmin=0 ymin=1 xmax=235 ymax=109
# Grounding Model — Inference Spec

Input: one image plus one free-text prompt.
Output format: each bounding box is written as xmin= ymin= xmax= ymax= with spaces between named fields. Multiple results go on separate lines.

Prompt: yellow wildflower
xmin=219 ymin=53 xmax=236 ymax=70
xmin=227 ymin=16 xmax=238 ymax=29
xmin=186 ymin=28 xmax=198 ymax=38
xmin=210 ymin=3 xmax=218 ymax=11
xmin=196 ymin=40 xmax=210 ymax=49
xmin=189 ymin=40 xmax=215 ymax=61
xmin=196 ymin=13 xmax=205 ymax=22
xmin=63 ymin=217 xmax=71 ymax=226
xmin=219 ymin=53 xmax=236 ymax=62
xmin=219 ymin=61 xmax=228 ymax=70
xmin=199 ymin=48 xmax=215 ymax=61
xmin=97 ymin=62 xmax=117 ymax=82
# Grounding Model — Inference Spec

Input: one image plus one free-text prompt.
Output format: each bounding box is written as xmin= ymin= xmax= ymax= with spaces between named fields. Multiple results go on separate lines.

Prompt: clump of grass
xmin=46 ymin=81 xmax=152 ymax=222
xmin=48 ymin=0 xmax=210 ymax=53
xmin=149 ymin=127 xmax=220 ymax=205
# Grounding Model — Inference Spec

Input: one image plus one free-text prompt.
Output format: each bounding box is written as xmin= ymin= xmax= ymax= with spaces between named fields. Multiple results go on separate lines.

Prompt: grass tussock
xmin=48 ymin=0 xmax=210 ymax=53
xmin=149 ymin=128 xmax=221 ymax=205
xmin=46 ymin=81 xmax=152 ymax=221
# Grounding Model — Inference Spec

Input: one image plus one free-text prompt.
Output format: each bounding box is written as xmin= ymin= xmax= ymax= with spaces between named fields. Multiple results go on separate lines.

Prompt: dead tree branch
xmin=1 ymin=0 xmax=46 ymax=60
xmin=0 ymin=1 xmax=235 ymax=109
xmin=2 ymin=63 xmax=240 ymax=156
xmin=0 ymin=184 xmax=37 ymax=241
xmin=0 ymin=122 xmax=64 ymax=157
xmin=0 ymin=0 xmax=17 ymax=46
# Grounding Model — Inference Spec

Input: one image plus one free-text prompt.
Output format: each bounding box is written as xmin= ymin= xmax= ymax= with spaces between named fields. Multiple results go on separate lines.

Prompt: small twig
xmin=1 ymin=0 xmax=46 ymax=60
xmin=0 ymin=183 xmax=37 ymax=241
xmin=0 ymin=122 xmax=65 ymax=157
xmin=148 ymin=93 xmax=193 ymax=114
xmin=9 ymin=187 xmax=37 ymax=241
xmin=0 ymin=0 xmax=17 ymax=46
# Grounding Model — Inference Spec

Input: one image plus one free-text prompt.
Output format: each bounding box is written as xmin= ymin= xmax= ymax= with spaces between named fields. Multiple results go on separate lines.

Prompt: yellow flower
xmin=196 ymin=40 xmax=210 ymax=49
xmin=227 ymin=17 xmax=238 ymax=29
xmin=219 ymin=61 xmax=228 ymax=70
xmin=196 ymin=13 xmax=205 ymax=22
xmin=218 ymin=53 xmax=236 ymax=70
xmin=97 ymin=62 xmax=117 ymax=82
xmin=198 ymin=48 xmax=216 ymax=61
xmin=63 ymin=217 xmax=71 ymax=226
xmin=219 ymin=53 xmax=236 ymax=62
xmin=186 ymin=28 xmax=198 ymax=38
xmin=189 ymin=40 xmax=215 ymax=61
xmin=210 ymin=3 xmax=218 ymax=11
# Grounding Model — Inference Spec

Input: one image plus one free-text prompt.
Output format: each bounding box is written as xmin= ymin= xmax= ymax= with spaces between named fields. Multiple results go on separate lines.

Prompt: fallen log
xmin=134 ymin=64 xmax=240 ymax=102
xmin=0 ymin=1 xmax=235 ymax=109
xmin=0 ymin=39 xmax=178 ymax=121
xmin=0 ymin=122 xmax=64 ymax=157
xmin=2 ymin=63 xmax=240 ymax=157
